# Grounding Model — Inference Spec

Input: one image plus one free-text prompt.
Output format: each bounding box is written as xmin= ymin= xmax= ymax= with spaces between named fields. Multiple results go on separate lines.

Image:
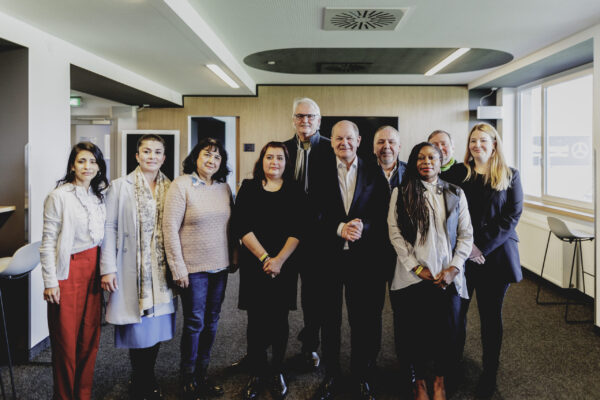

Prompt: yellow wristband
xmin=259 ymin=253 xmax=269 ymax=263
xmin=414 ymin=265 xmax=424 ymax=276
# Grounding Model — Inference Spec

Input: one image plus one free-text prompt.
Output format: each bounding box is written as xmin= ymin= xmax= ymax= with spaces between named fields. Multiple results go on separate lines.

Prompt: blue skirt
xmin=115 ymin=311 xmax=176 ymax=349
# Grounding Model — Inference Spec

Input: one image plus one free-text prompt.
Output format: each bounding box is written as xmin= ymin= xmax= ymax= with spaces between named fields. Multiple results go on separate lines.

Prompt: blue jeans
xmin=180 ymin=270 xmax=228 ymax=375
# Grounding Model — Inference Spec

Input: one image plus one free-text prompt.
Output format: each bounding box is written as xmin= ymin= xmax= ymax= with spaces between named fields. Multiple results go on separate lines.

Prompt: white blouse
xmin=388 ymin=181 xmax=473 ymax=298
xmin=40 ymin=183 xmax=106 ymax=288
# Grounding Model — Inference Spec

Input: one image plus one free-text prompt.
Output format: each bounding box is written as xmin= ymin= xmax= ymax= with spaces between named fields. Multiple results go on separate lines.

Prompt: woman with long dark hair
xmin=40 ymin=142 xmax=108 ymax=400
xmin=388 ymin=142 xmax=473 ymax=400
xmin=100 ymin=134 xmax=176 ymax=400
xmin=163 ymin=137 xmax=236 ymax=400
xmin=457 ymin=123 xmax=523 ymax=398
xmin=233 ymin=141 xmax=306 ymax=400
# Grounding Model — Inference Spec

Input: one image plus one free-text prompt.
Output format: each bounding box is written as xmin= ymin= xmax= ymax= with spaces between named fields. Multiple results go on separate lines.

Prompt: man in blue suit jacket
xmin=312 ymin=121 xmax=389 ymax=400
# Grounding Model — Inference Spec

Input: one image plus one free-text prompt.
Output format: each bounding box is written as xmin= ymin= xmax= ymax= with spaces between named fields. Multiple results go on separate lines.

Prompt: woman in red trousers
xmin=40 ymin=142 xmax=109 ymax=400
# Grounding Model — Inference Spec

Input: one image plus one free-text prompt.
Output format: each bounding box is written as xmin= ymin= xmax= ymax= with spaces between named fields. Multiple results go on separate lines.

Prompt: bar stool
xmin=0 ymin=241 xmax=41 ymax=400
xmin=535 ymin=216 xmax=594 ymax=324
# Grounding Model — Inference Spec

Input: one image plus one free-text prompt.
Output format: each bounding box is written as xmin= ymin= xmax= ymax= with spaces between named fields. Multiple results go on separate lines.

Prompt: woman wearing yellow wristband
xmin=388 ymin=142 xmax=473 ymax=400
xmin=233 ymin=142 xmax=307 ymax=400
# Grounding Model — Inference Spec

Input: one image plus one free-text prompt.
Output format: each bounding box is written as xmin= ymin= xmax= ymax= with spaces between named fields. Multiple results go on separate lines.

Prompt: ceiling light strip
xmin=206 ymin=64 xmax=239 ymax=88
xmin=424 ymin=48 xmax=471 ymax=76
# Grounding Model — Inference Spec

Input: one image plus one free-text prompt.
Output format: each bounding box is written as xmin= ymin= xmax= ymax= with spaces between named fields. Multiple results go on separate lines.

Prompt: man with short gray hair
xmin=373 ymin=125 xmax=406 ymax=189
xmin=428 ymin=129 xmax=462 ymax=184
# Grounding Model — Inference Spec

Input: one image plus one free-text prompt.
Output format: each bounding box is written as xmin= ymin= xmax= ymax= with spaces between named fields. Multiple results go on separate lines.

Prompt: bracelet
xmin=259 ymin=253 xmax=270 ymax=263
xmin=414 ymin=265 xmax=424 ymax=276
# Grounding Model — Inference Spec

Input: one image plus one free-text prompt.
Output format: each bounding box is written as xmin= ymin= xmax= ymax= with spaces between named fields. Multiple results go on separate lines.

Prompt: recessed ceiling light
xmin=267 ymin=60 xmax=276 ymax=65
xmin=206 ymin=64 xmax=239 ymax=89
xmin=425 ymin=48 xmax=471 ymax=76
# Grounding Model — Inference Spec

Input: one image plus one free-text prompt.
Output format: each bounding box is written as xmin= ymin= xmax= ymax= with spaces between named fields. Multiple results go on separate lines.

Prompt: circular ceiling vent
xmin=323 ymin=8 xmax=406 ymax=31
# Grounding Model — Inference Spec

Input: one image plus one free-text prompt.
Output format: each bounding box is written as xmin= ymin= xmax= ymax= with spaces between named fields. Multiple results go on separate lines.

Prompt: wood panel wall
xmin=137 ymin=85 xmax=469 ymax=185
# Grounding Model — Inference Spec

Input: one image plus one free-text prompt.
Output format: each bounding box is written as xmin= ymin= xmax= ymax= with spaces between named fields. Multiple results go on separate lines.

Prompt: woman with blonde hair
xmin=455 ymin=123 xmax=523 ymax=398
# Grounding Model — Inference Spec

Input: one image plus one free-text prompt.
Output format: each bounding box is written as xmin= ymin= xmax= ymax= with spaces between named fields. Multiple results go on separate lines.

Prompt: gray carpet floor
xmin=3 ymin=270 xmax=599 ymax=399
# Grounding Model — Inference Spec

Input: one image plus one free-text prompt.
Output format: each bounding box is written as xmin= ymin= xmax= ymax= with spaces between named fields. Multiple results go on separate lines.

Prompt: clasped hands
xmin=341 ymin=218 xmax=363 ymax=242
xmin=417 ymin=265 xmax=459 ymax=290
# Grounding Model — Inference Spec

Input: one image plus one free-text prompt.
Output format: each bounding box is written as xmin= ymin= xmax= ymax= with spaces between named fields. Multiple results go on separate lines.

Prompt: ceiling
xmin=0 ymin=0 xmax=599 ymax=103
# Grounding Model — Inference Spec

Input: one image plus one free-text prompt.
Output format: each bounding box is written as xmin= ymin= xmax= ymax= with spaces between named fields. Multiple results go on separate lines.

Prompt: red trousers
xmin=47 ymin=247 xmax=101 ymax=400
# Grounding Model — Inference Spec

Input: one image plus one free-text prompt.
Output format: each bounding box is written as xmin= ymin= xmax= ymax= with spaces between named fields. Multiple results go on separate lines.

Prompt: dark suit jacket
xmin=456 ymin=164 xmax=524 ymax=283
xmin=440 ymin=161 xmax=464 ymax=186
xmin=313 ymin=156 xmax=390 ymax=278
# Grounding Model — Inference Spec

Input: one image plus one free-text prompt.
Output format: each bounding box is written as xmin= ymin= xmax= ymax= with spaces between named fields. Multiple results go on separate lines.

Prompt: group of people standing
xmin=39 ymin=96 xmax=522 ymax=400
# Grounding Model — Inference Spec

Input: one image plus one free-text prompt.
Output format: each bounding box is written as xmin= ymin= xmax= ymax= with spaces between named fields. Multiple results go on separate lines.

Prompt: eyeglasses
xmin=294 ymin=113 xmax=319 ymax=121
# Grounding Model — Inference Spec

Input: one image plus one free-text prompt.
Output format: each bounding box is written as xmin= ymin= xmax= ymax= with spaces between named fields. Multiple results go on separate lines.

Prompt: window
xmin=518 ymin=67 xmax=593 ymax=209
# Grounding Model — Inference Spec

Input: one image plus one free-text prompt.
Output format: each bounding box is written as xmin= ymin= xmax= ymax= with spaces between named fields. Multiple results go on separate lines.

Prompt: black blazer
xmin=456 ymin=164 xmax=524 ymax=283
xmin=313 ymin=156 xmax=390 ymax=274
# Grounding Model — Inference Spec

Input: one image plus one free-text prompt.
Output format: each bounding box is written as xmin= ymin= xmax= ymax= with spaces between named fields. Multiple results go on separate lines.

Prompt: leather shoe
xmin=270 ymin=373 xmax=288 ymax=399
xmin=196 ymin=376 xmax=225 ymax=397
xmin=358 ymin=380 xmax=376 ymax=400
xmin=312 ymin=376 xmax=338 ymax=400
xmin=242 ymin=376 xmax=262 ymax=400
xmin=229 ymin=354 xmax=250 ymax=371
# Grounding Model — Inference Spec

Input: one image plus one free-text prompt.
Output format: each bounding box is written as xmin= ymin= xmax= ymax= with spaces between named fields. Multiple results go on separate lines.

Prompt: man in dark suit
xmin=283 ymin=97 xmax=333 ymax=370
xmin=312 ymin=120 xmax=389 ymax=400
xmin=373 ymin=125 xmax=406 ymax=190
xmin=429 ymin=129 xmax=463 ymax=185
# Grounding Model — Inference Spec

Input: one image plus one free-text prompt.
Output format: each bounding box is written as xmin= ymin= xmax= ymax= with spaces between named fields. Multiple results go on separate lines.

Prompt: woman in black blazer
xmin=457 ymin=123 xmax=523 ymax=398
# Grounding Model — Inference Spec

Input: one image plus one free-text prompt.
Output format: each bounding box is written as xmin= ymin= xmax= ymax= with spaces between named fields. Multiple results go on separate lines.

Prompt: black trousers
xmin=321 ymin=252 xmax=386 ymax=379
xmin=247 ymin=306 xmax=290 ymax=375
xmin=297 ymin=251 xmax=324 ymax=353
xmin=458 ymin=262 xmax=510 ymax=375
xmin=390 ymin=281 xmax=461 ymax=380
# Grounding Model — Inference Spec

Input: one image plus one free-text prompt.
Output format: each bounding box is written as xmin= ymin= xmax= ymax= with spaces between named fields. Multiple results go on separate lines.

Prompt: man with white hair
xmin=283 ymin=97 xmax=334 ymax=371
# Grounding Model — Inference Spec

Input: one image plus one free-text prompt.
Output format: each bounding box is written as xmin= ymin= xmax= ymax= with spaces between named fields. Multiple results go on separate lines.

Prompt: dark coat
xmin=440 ymin=161 xmax=465 ymax=186
xmin=455 ymin=164 xmax=524 ymax=283
xmin=313 ymin=156 xmax=390 ymax=279
xmin=283 ymin=132 xmax=334 ymax=196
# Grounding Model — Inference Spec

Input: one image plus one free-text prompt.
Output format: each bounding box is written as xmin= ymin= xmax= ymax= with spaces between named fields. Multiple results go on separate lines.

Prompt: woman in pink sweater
xmin=163 ymin=138 xmax=236 ymax=400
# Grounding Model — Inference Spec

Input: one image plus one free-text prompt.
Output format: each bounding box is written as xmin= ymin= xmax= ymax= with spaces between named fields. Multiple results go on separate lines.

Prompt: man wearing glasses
xmin=283 ymin=97 xmax=334 ymax=371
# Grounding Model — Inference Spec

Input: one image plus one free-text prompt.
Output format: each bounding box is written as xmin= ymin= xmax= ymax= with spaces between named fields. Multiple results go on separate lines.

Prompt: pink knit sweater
xmin=163 ymin=174 xmax=233 ymax=280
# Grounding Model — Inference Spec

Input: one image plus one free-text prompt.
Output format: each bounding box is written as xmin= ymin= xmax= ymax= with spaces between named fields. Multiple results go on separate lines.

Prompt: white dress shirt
xmin=335 ymin=156 xmax=358 ymax=249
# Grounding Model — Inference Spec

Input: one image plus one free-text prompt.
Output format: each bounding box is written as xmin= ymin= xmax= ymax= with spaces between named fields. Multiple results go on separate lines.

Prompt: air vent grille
xmin=323 ymin=8 xmax=406 ymax=31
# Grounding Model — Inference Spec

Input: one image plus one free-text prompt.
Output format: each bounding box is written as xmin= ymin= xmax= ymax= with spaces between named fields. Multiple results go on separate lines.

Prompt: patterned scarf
xmin=133 ymin=166 xmax=172 ymax=315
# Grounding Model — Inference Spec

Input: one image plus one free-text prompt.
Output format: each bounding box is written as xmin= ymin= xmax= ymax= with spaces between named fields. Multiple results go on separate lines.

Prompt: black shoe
xmin=358 ymin=380 xmax=376 ymax=400
xmin=475 ymin=371 xmax=496 ymax=399
xmin=270 ymin=373 xmax=288 ymax=399
xmin=229 ymin=354 xmax=250 ymax=372
xmin=130 ymin=379 xmax=164 ymax=400
xmin=312 ymin=376 xmax=338 ymax=400
xmin=196 ymin=376 xmax=225 ymax=397
xmin=182 ymin=374 xmax=198 ymax=400
xmin=242 ymin=376 xmax=262 ymax=400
